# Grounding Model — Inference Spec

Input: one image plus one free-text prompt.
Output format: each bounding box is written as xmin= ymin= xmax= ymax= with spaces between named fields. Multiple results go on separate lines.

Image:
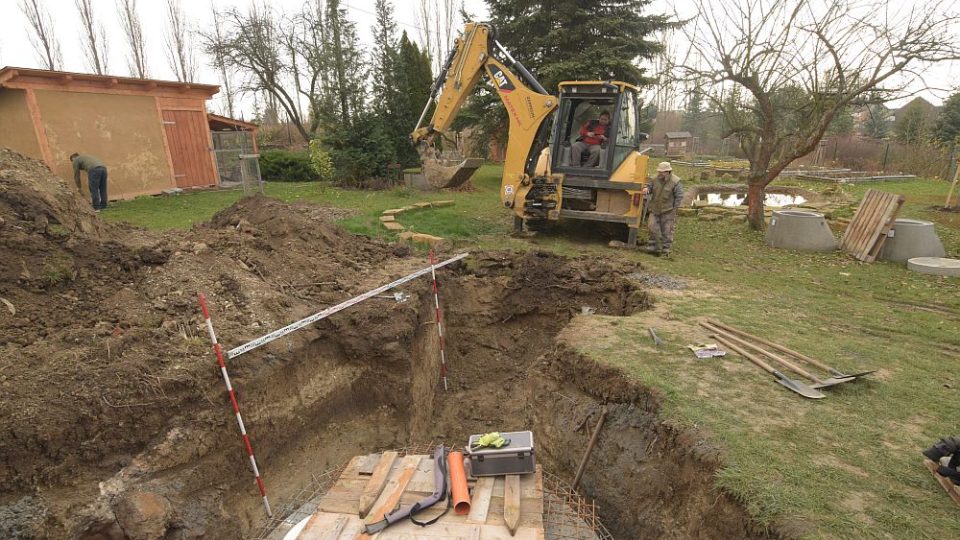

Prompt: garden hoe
xmin=702 ymin=323 xmax=854 ymax=389
xmin=707 ymin=329 xmax=825 ymax=399
xmin=706 ymin=319 xmax=876 ymax=380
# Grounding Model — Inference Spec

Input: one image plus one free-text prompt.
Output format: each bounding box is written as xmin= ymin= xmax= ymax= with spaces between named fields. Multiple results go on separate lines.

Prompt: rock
xmin=432 ymin=200 xmax=455 ymax=207
xmin=412 ymin=202 xmax=432 ymax=208
xmin=608 ymin=240 xmax=627 ymax=248
xmin=410 ymin=233 xmax=444 ymax=246
xmin=698 ymin=214 xmax=724 ymax=222
xmin=398 ymin=231 xmax=416 ymax=240
xmin=0 ymin=216 xmax=5 ymax=228
xmin=111 ymin=491 xmax=171 ymax=540
xmin=192 ymin=243 xmax=209 ymax=255
xmin=382 ymin=208 xmax=405 ymax=216
xmin=379 ymin=215 xmax=395 ymax=223
xmin=382 ymin=221 xmax=405 ymax=231
xmin=730 ymin=215 xmax=748 ymax=223
xmin=236 ymin=219 xmax=255 ymax=234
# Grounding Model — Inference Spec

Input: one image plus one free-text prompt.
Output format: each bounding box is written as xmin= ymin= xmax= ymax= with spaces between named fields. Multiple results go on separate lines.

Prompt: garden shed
xmin=0 ymin=66 xmax=221 ymax=200
xmin=664 ymin=131 xmax=693 ymax=157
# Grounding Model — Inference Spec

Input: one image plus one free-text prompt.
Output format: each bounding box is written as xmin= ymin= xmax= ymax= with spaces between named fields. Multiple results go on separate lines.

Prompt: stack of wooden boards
xmin=293 ymin=451 xmax=546 ymax=540
xmin=840 ymin=189 xmax=905 ymax=262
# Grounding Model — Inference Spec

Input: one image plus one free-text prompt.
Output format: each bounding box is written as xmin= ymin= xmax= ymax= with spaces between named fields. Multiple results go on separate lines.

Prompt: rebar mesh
xmin=240 ymin=154 xmax=264 ymax=196
xmin=250 ymin=444 xmax=613 ymax=540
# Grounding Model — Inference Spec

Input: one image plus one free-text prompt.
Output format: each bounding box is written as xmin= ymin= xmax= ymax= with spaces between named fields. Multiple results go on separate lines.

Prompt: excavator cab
xmin=552 ymin=82 xmax=644 ymax=177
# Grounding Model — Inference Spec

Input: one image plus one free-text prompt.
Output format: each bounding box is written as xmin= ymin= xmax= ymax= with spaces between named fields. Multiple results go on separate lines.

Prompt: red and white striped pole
xmin=429 ymin=250 xmax=449 ymax=391
xmin=198 ymin=293 xmax=272 ymax=517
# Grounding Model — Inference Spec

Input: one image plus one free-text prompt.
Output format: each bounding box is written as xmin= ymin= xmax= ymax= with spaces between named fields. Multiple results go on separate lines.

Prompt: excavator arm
xmin=411 ymin=23 xmax=558 ymax=209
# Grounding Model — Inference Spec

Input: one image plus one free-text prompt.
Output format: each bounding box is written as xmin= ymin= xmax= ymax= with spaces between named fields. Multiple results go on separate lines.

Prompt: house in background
xmin=0 ymin=67 xmax=227 ymax=200
xmin=664 ymin=131 xmax=693 ymax=157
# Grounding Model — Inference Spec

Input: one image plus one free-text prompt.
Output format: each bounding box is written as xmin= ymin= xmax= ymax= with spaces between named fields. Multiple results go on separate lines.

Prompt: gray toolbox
xmin=465 ymin=431 xmax=536 ymax=477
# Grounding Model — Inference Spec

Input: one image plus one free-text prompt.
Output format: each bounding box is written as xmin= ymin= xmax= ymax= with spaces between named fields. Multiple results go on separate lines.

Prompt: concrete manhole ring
xmin=907 ymin=257 xmax=960 ymax=277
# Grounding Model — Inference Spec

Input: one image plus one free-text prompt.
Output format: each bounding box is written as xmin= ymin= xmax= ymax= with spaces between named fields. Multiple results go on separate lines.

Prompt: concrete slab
xmin=907 ymin=257 xmax=960 ymax=277
xmin=382 ymin=222 xmax=405 ymax=231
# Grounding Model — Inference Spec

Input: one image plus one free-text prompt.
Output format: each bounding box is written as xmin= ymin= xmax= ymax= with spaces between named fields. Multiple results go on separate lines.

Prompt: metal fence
xmin=213 ymin=130 xmax=257 ymax=185
xmin=240 ymin=154 xmax=264 ymax=195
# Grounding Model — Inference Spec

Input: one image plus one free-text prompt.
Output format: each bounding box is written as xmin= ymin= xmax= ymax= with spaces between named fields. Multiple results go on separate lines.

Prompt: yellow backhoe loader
xmin=411 ymin=22 xmax=652 ymax=245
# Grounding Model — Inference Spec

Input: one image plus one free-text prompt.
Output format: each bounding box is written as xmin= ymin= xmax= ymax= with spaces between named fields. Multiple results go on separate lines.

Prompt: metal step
xmin=559 ymin=209 xmax=634 ymax=224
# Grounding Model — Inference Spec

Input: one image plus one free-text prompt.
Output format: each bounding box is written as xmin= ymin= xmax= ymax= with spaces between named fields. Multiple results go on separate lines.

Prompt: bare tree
xmin=209 ymin=4 xmax=236 ymax=117
xmin=416 ymin=0 xmax=462 ymax=74
xmin=164 ymin=0 xmax=196 ymax=82
xmin=20 ymin=0 xmax=63 ymax=71
xmin=118 ymin=0 xmax=148 ymax=78
xmin=680 ymin=0 xmax=960 ymax=229
xmin=75 ymin=0 xmax=109 ymax=75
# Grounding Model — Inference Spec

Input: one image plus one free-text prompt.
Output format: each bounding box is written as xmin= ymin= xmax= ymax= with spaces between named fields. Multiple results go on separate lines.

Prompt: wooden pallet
xmin=293 ymin=453 xmax=545 ymax=540
xmin=839 ymin=189 xmax=905 ymax=262
xmin=924 ymin=459 xmax=960 ymax=507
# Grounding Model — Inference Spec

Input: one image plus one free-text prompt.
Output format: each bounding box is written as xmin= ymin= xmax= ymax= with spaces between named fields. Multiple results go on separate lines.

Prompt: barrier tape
xmin=429 ymin=250 xmax=449 ymax=391
xmin=198 ymin=293 xmax=272 ymax=517
xmin=227 ymin=252 xmax=470 ymax=359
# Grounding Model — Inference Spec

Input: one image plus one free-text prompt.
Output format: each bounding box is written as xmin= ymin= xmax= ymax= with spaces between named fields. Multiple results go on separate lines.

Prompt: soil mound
xmin=0 ymin=148 xmax=104 ymax=238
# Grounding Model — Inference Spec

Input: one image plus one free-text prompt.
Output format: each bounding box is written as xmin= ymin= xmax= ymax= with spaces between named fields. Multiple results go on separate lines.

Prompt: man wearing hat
xmin=641 ymin=162 xmax=683 ymax=256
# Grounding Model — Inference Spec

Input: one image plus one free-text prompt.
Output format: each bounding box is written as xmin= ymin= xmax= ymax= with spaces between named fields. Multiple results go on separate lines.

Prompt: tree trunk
xmin=746 ymin=181 xmax=766 ymax=230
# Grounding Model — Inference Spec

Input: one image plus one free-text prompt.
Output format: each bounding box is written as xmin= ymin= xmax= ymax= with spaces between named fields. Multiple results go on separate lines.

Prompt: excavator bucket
xmin=421 ymin=157 xmax=484 ymax=189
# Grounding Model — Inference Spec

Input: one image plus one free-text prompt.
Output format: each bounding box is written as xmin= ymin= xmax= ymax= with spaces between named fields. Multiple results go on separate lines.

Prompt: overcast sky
xmin=1 ymin=0 xmax=956 ymax=116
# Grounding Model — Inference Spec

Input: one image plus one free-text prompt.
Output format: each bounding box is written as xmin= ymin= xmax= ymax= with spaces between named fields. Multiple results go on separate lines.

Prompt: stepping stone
xmin=382 ymin=208 xmax=405 ymax=216
xmin=432 ymin=200 xmax=455 ymax=207
xmin=382 ymin=221 xmax=405 ymax=231
xmin=412 ymin=202 xmax=432 ymax=209
xmin=410 ymin=233 xmax=444 ymax=246
xmin=379 ymin=215 xmax=396 ymax=223
xmin=907 ymin=257 xmax=960 ymax=277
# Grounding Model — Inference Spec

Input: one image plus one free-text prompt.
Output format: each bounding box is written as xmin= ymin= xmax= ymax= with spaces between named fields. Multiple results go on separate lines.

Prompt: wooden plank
xmin=857 ymin=193 xmax=901 ymax=261
xmin=297 ymin=513 xmax=348 ymax=540
xmin=855 ymin=192 xmax=895 ymax=258
xmin=504 ymin=475 xmax=521 ymax=536
xmin=467 ymin=476 xmax=496 ymax=524
xmin=357 ymin=453 xmax=381 ymax=475
xmin=845 ymin=191 xmax=883 ymax=256
xmin=864 ymin=195 xmax=904 ymax=262
xmin=843 ymin=190 xmax=884 ymax=252
xmin=924 ymin=459 xmax=960 ymax=507
xmin=23 ymin=89 xmax=54 ymax=169
xmin=358 ymin=451 xmax=398 ymax=517
xmin=366 ymin=455 xmax=421 ymax=523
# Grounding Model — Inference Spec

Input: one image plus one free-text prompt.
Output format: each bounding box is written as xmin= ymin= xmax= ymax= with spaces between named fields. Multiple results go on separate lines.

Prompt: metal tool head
xmin=829 ymin=368 xmax=877 ymax=379
xmin=811 ymin=376 xmax=858 ymax=389
xmin=774 ymin=370 xmax=826 ymax=399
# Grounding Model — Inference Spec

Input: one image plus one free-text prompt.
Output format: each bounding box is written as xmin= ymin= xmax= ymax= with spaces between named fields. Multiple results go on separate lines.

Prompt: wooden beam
xmin=467 ymin=476 xmax=495 ymax=524
xmin=24 ymin=89 xmax=55 ymax=170
xmin=504 ymin=475 xmax=521 ymax=536
xmin=358 ymin=451 xmax=398 ymax=517
xmin=155 ymin=98 xmax=178 ymax=189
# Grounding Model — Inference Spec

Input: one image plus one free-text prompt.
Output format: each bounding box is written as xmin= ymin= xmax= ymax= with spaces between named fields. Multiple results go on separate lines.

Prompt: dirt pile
xmin=0 ymin=148 xmax=104 ymax=238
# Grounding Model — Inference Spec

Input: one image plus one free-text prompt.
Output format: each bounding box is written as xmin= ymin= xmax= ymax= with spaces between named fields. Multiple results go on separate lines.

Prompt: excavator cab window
xmin=612 ymin=90 xmax=640 ymax=170
xmin=553 ymin=96 xmax=618 ymax=175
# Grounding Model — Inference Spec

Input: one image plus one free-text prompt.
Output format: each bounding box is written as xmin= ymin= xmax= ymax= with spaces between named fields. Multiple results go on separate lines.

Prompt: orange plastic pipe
xmin=447 ymin=451 xmax=471 ymax=515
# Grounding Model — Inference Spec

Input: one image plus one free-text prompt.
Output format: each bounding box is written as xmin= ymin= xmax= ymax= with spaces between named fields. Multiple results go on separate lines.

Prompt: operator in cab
xmin=571 ymin=111 xmax=612 ymax=167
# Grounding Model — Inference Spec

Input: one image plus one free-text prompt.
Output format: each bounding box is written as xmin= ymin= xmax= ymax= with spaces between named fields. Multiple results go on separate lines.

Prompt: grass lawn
xmin=103 ymin=164 xmax=960 ymax=538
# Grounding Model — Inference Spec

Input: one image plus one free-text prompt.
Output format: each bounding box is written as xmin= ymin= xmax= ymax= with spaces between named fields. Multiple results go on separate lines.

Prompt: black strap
xmin=410 ymin=497 xmax=451 ymax=527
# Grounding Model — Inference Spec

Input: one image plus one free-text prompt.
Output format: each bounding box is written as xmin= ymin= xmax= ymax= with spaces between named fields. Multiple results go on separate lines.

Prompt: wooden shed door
xmin=162 ymin=110 xmax=217 ymax=188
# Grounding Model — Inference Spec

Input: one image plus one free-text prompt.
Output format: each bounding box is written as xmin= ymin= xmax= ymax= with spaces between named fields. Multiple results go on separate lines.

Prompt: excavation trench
xmin=0 ymin=155 xmax=772 ymax=539
xmin=200 ymin=252 xmax=772 ymax=540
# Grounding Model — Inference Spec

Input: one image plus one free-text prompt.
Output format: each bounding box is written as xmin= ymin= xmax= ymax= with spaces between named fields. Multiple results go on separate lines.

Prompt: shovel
xmin=706 ymin=319 xmax=876 ymax=380
xmin=710 ymin=333 xmax=825 ymax=399
xmin=702 ymin=322 xmax=853 ymax=389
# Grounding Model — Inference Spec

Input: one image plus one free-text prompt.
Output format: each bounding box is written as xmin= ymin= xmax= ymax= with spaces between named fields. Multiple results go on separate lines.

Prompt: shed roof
xmin=208 ymin=113 xmax=258 ymax=131
xmin=0 ymin=66 xmax=219 ymax=99
xmin=665 ymin=131 xmax=693 ymax=139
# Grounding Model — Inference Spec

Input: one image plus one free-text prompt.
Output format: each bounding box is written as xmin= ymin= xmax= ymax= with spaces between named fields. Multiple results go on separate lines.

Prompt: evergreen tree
xmin=863 ymin=104 xmax=891 ymax=139
xmin=487 ymin=0 xmax=673 ymax=91
xmin=681 ymin=90 xmax=706 ymax=138
xmin=394 ymin=32 xmax=435 ymax=165
xmin=933 ymin=91 xmax=960 ymax=145
xmin=894 ymin=101 xmax=933 ymax=144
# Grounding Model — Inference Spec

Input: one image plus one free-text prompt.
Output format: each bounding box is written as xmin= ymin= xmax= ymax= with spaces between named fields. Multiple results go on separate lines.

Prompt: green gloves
xmin=472 ymin=432 xmax=510 ymax=449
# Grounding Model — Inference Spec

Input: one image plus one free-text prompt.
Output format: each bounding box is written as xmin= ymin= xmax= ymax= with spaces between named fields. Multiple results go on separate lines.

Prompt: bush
xmin=308 ymin=140 xmax=336 ymax=181
xmin=258 ymin=150 xmax=319 ymax=182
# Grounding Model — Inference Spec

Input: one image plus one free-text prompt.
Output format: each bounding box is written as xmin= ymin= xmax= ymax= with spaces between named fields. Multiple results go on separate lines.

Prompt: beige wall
xmin=0 ymin=89 xmax=42 ymax=158
xmin=34 ymin=90 xmax=174 ymax=199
